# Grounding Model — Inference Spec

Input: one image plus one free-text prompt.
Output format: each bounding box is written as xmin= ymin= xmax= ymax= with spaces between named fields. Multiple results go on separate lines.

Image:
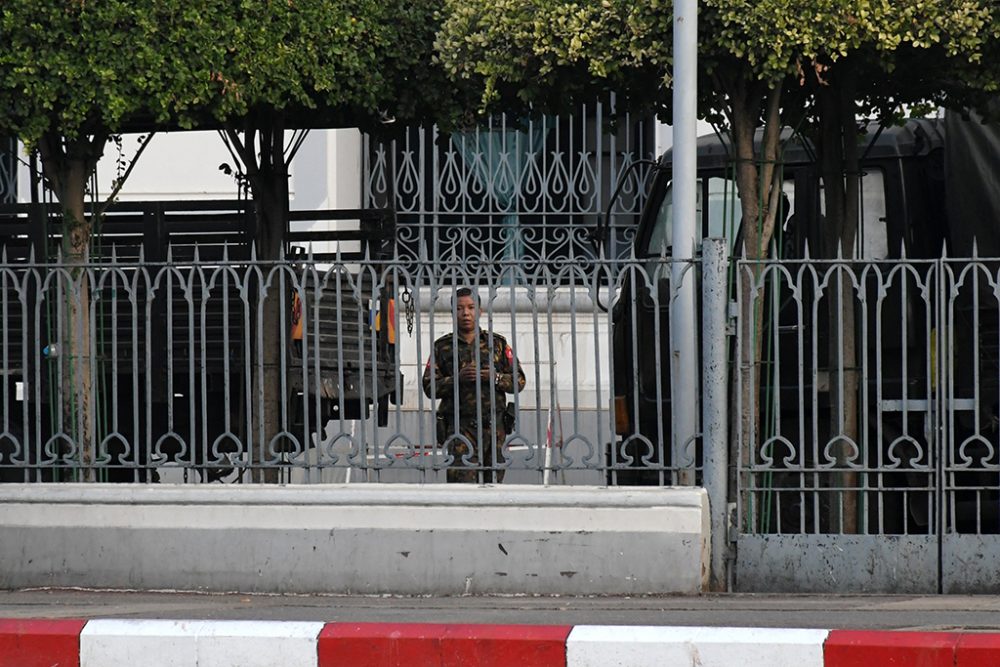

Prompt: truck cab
xmin=609 ymin=120 xmax=950 ymax=496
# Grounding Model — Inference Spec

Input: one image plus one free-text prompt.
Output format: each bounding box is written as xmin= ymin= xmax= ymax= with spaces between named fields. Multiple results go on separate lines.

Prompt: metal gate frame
xmin=733 ymin=254 xmax=1000 ymax=593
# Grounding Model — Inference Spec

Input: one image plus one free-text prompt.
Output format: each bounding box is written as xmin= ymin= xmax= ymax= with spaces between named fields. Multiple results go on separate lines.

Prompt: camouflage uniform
xmin=422 ymin=330 xmax=526 ymax=483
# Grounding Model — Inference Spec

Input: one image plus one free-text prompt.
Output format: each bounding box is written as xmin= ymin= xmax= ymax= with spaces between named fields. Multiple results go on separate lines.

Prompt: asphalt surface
xmin=1 ymin=589 xmax=999 ymax=631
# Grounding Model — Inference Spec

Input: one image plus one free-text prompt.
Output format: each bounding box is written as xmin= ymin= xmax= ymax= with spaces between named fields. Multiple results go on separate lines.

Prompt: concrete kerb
xmin=4 ymin=621 xmax=1000 ymax=667
xmin=0 ymin=484 xmax=709 ymax=595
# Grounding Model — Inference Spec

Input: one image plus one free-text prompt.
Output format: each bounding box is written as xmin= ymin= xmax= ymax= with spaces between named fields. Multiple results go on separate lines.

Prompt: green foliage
xmin=436 ymin=0 xmax=662 ymax=116
xmin=193 ymin=0 xmax=455 ymax=130
xmin=380 ymin=0 xmax=469 ymax=126
xmin=0 ymin=1 xmax=253 ymax=144
xmin=935 ymin=1 xmax=1000 ymax=115
xmin=437 ymin=0 xmax=994 ymax=123
xmin=0 ymin=0 xmax=451 ymax=145
xmin=703 ymin=0 xmax=988 ymax=77
xmin=202 ymin=0 xmax=380 ymax=123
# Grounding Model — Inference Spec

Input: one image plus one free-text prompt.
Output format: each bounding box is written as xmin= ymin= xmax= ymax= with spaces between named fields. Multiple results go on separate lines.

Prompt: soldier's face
xmin=455 ymin=295 xmax=478 ymax=334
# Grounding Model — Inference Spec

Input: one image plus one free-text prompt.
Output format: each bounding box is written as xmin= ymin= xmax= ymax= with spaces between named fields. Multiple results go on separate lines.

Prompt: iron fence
xmin=363 ymin=99 xmax=656 ymax=267
xmin=0 ymin=244 xmax=699 ymax=485
xmin=734 ymin=252 xmax=1000 ymax=591
xmin=736 ymin=254 xmax=998 ymax=536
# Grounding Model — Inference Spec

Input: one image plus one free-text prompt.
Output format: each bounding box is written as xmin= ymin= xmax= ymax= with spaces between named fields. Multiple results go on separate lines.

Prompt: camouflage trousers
xmin=439 ymin=418 xmax=507 ymax=484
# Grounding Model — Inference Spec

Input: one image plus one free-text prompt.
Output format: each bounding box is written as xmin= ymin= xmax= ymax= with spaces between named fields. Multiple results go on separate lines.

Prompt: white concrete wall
xmin=400 ymin=299 xmax=613 ymax=412
xmin=94 ymin=132 xmax=239 ymax=201
xmin=19 ymin=129 xmax=363 ymax=214
xmin=285 ymin=288 xmax=619 ymax=486
xmin=0 ymin=484 xmax=710 ymax=595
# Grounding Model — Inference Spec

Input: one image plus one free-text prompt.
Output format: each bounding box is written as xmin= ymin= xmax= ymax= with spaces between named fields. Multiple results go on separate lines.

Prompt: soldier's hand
xmin=459 ymin=366 xmax=492 ymax=383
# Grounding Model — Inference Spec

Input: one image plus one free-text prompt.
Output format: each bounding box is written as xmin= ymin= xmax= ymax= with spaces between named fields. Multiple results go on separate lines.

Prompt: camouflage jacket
xmin=422 ymin=330 xmax=526 ymax=419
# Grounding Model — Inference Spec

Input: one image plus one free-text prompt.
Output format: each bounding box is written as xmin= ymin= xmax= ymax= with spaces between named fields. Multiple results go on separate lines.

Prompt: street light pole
xmin=671 ymin=0 xmax=699 ymax=486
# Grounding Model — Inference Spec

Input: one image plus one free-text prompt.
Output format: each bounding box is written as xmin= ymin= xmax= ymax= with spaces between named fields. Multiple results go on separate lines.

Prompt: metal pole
xmin=671 ymin=0 xmax=699 ymax=485
xmin=702 ymin=238 xmax=730 ymax=591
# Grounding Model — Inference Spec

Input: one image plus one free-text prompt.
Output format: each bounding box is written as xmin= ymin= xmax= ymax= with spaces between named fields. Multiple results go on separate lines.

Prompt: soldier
xmin=422 ymin=288 xmax=526 ymax=483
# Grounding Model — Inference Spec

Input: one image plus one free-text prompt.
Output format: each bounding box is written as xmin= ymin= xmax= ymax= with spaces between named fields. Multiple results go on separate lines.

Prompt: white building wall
xmin=302 ymin=291 xmax=616 ymax=486
xmin=95 ymin=132 xmax=238 ymax=201
xmin=19 ymin=129 xmax=364 ymax=214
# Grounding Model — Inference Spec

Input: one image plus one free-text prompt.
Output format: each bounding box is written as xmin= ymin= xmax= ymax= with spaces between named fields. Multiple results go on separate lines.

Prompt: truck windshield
xmin=819 ymin=168 xmax=888 ymax=259
xmin=645 ymin=177 xmax=742 ymax=256
xmin=645 ymin=176 xmax=803 ymax=257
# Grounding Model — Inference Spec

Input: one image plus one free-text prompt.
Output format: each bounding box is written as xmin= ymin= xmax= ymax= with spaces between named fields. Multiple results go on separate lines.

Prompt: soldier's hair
xmin=452 ymin=287 xmax=480 ymax=308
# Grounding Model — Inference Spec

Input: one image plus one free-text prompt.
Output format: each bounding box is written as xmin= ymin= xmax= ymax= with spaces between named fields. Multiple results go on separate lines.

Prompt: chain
xmin=401 ymin=285 xmax=415 ymax=336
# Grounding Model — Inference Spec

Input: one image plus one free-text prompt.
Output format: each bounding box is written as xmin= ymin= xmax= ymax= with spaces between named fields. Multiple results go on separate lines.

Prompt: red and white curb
xmin=3 ymin=620 xmax=1000 ymax=666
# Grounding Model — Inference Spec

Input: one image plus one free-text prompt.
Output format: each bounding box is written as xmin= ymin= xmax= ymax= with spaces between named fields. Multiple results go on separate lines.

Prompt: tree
xmin=436 ymin=0 xmax=993 ymax=522
xmin=0 ymin=0 xmax=452 ymax=481
xmin=0 ymin=0 xmax=227 ymax=477
xmin=782 ymin=2 xmax=991 ymax=533
xmin=438 ymin=0 xmax=992 ymax=271
xmin=205 ymin=0 xmax=457 ymax=261
xmin=190 ymin=0 xmax=449 ymax=478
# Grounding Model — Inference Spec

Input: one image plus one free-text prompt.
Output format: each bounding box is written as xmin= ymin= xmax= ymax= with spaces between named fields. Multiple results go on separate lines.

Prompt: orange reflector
xmin=374 ymin=298 xmax=397 ymax=345
xmin=614 ymin=396 xmax=629 ymax=435
xmin=290 ymin=292 xmax=303 ymax=341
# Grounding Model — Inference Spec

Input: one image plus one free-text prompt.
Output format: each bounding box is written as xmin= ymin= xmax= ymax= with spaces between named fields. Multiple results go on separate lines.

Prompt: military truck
xmin=606 ymin=114 xmax=1000 ymax=531
xmin=0 ymin=199 xmax=398 ymax=481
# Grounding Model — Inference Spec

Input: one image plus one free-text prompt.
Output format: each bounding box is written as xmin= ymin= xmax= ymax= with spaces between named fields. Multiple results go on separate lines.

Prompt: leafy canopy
xmin=436 ymin=0 xmax=993 ymax=122
xmin=0 ymin=0 xmax=451 ymax=146
xmin=0 ymin=1 xmax=233 ymax=144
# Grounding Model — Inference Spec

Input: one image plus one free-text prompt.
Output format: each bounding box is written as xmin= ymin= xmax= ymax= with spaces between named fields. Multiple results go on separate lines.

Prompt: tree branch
xmin=713 ymin=71 xmax=738 ymax=131
xmin=218 ymin=129 xmax=244 ymax=175
xmin=86 ymin=132 xmax=108 ymax=170
xmin=36 ymin=133 xmax=65 ymax=197
xmin=226 ymin=123 xmax=259 ymax=178
xmin=259 ymin=113 xmax=272 ymax=176
xmin=285 ymin=128 xmax=310 ymax=164
xmin=758 ymin=83 xmax=784 ymax=256
xmin=94 ymin=132 xmax=156 ymax=220
xmin=759 ymin=83 xmax=783 ymax=204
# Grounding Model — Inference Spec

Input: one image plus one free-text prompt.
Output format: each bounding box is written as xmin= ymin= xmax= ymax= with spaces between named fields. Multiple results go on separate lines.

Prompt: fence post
xmin=701 ymin=237 xmax=730 ymax=591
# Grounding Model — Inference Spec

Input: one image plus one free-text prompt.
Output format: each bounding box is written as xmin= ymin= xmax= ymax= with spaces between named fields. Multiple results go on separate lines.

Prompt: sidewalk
xmin=1 ymin=589 xmax=998 ymax=629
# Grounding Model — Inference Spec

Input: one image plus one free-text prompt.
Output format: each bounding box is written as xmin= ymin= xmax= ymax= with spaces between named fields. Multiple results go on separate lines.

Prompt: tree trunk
xmin=38 ymin=133 xmax=105 ymax=481
xmin=228 ymin=111 xmax=289 ymax=483
xmin=819 ymin=62 xmax=861 ymax=534
xmin=728 ymin=80 xmax=785 ymax=532
xmin=254 ymin=155 xmax=287 ymax=485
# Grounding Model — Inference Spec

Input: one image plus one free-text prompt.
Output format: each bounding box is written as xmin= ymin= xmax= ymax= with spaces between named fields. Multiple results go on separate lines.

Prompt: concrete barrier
xmin=0 ymin=484 xmax=709 ymax=595
xmin=567 ymin=626 xmax=829 ymax=667
xmin=81 ymin=620 xmax=325 ymax=667
xmin=8 ymin=621 xmax=1000 ymax=667
xmin=318 ymin=623 xmax=571 ymax=667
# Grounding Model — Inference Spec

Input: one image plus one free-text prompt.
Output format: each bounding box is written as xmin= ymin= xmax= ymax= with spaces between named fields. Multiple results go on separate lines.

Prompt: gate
xmin=734 ymin=253 xmax=1000 ymax=593
xmin=362 ymin=99 xmax=655 ymax=266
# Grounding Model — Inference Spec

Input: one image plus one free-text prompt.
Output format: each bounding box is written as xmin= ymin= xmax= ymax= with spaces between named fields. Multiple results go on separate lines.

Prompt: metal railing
xmin=363 ymin=98 xmax=656 ymax=265
xmin=0 ymin=241 xmax=700 ymax=485
xmin=736 ymin=253 xmax=1000 ymax=538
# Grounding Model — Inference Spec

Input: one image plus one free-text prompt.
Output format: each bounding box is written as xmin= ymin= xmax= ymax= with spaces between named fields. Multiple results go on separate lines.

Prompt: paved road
xmin=1 ymin=589 xmax=999 ymax=630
